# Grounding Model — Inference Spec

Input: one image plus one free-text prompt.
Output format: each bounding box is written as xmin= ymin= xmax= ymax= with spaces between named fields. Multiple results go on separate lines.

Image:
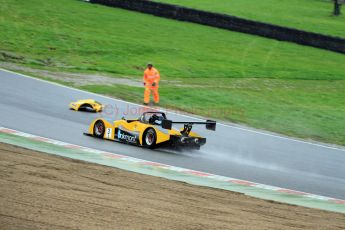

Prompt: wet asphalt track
xmin=1 ymin=69 xmax=345 ymax=199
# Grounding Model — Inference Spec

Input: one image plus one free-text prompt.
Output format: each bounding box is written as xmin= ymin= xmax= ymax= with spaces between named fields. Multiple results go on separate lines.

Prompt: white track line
xmin=1 ymin=68 xmax=344 ymax=152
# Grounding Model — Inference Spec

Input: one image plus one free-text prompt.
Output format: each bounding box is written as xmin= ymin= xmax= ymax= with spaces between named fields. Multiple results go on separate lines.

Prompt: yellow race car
xmin=69 ymin=99 xmax=103 ymax=112
xmin=84 ymin=112 xmax=216 ymax=150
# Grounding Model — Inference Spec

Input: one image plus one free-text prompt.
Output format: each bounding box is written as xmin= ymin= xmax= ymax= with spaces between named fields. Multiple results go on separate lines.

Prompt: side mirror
xmin=162 ymin=119 xmax=172 ymax=130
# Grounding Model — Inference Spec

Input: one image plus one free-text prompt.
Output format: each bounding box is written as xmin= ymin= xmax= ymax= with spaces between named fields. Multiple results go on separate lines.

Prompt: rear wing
xmin=162 ymin=119 xmax=216 ymax=131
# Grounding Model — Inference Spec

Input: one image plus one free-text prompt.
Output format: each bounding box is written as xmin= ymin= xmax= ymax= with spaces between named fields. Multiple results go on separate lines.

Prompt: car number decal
xmin=106 ymin=128 xmax=112 ymax=139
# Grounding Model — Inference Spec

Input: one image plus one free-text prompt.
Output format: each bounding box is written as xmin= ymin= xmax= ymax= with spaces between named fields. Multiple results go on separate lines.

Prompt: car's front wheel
xmin=93 ymin=120 xmax=105 ymax=138
xmin=143 ymin=128 xmax=156 ymax=149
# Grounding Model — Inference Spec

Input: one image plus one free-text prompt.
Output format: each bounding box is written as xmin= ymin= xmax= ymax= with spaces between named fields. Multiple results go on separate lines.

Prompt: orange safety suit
xmin=143 ymin=67 xmax=160 ymax=104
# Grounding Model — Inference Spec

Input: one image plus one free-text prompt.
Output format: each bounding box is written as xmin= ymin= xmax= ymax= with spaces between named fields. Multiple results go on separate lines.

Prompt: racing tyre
xmin=143 ymin=128 xmax=156 ymax=149
xmin=93 ymin=120 xmax=105 ymax=138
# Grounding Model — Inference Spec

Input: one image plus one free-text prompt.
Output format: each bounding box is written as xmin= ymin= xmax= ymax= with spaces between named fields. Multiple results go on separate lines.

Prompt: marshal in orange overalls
xmin=143 ymin=65 xmax=160 ymax=104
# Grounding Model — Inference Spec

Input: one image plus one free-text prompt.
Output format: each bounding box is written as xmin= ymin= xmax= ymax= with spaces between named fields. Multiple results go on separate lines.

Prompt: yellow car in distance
xmin=69 ymin=99 xmax=103 ymax=112
xmin=84 ymin=112 xmax=216 ymax=150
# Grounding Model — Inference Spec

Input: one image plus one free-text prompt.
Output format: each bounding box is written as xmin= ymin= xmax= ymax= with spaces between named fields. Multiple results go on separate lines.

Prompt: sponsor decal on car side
xmin=117 ymin=129 xmax=137 ymax=143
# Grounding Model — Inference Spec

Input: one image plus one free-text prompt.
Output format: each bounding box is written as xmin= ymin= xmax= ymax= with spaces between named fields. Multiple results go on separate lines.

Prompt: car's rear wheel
xmin=94 ymin=120 xmax=105 ymax=138
xmin=143 ymin=128 xmax=156 ymax=148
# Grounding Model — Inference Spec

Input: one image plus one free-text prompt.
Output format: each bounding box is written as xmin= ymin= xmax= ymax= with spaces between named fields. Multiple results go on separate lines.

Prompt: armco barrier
xmin=89 ymin=0 xmax=345 ymax=54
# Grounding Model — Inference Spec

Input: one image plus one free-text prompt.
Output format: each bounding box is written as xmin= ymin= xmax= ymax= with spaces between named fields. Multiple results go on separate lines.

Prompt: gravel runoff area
xmin=0 ymin=143 xmax=344 ymax=230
